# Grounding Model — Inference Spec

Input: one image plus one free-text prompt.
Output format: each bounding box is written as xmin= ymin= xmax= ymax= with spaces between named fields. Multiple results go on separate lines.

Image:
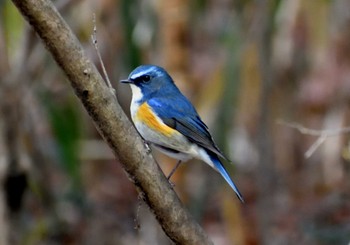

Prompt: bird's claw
xmin=168 ymin=179 xmax=176 ymax=188
xmin=143 ymin=140 xmax=152 ymax=154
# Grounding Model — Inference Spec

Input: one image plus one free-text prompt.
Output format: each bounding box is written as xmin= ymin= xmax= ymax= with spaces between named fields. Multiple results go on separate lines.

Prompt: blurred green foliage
xmin=44 ymin=93 xmax=82 ymax=193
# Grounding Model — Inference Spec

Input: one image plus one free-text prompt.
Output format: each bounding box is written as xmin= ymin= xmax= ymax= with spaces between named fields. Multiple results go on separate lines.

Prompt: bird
xmin=121 ymin=65 xmax=244 ymax=202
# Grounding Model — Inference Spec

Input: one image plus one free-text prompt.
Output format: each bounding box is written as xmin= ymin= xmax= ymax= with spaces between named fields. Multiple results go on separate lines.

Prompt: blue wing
xmin=147 ymin=96 xmax=227 ymax=159
xmin=148 ymin=96 xmax=244 ymax=202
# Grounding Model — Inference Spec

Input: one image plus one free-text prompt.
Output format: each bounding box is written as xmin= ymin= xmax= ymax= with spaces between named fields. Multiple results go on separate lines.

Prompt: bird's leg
xmin=167 ymin=160 xmax=182 ymax=180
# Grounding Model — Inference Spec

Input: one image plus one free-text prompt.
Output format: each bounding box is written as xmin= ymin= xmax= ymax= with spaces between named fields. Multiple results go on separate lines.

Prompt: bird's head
xmin=121 ymin=65 xmax=175 ymax=101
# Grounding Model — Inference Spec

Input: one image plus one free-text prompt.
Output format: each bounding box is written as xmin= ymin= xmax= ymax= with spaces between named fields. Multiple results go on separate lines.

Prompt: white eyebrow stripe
xmin=130 ymin=71 xmax=147 ymax=80
xmin=129 ymin=66 xmax=165 ymax=80
xmin=130 ymin=67 xmax=154 ymax=80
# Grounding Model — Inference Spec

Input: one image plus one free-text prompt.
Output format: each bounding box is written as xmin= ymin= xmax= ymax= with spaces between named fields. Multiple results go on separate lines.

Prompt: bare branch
xmin=10 ymin=0 xmax=213 ymax=244
xmin=277 ymin=120 xmax=350 ymax=136
xmin=304 ymin=134 xmax=327 ymax=159
xmin=91 ymin=13 xmax=114 ymax=93
xmin=277 ymin=120 xmax=350 ymax=158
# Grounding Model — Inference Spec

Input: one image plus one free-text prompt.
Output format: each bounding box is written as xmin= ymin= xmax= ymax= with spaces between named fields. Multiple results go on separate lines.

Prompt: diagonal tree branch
xmin=10 ymin=0 xmax=213 ymax=244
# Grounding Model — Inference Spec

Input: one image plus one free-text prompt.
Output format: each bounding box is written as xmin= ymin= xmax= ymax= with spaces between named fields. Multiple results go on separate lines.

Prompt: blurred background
xmin=1 ymin=0 xmax=350 ymax=244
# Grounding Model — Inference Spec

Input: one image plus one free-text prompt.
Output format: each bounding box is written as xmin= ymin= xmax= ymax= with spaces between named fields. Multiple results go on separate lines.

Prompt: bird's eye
xmin=143 ymin=75 xmax=150 ymax=83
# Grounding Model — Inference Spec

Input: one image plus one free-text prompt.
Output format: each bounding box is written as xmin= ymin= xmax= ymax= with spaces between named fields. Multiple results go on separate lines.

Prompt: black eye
xmin=143 ymin=75 xmax=150 ymax=83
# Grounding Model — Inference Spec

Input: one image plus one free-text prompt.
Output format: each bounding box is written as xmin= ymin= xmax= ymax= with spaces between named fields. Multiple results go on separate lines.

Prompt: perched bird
xmin=121 ymin=65 xmax=244 ymax=202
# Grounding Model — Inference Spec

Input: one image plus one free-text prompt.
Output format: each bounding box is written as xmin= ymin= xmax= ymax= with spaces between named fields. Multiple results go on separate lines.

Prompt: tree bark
xmin=10 ymin=0 xmax=213 ymax=244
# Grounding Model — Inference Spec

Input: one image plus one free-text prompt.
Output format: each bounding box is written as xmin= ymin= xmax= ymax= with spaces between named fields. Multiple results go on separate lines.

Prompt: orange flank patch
xmin=135 ymin=102 xmax=177 ymax=136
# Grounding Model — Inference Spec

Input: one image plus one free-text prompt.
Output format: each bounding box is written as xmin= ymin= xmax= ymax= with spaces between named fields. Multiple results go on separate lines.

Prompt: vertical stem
xmin=255 ymin=0 xmax=279 ymax=244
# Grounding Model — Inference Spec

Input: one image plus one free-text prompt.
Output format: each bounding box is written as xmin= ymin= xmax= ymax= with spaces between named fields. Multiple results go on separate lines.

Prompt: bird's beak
xmin=120 ymin=79 xmax=131 ymax=84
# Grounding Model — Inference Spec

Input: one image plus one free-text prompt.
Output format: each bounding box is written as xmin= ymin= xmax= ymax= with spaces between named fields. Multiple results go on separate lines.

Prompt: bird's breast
xmin=130 ymin=102 xmax=214 ymax=163
xmin=132 ymin=102 xmax=177 ymax=137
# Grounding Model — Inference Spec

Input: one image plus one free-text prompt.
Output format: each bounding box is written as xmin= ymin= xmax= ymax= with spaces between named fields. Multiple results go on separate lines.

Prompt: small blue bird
xmin=121 ymin=65 xmax=243 ymax=202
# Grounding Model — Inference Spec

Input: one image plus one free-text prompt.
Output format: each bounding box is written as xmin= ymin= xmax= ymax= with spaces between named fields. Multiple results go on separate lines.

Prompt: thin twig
xmin=277 ymin=119 xmax=350 ymax=158
xmin=91 ymin=13 xmax=114 ymax=93
xmin=304 ymin=133 xmax=327 ymax=158
xmin=277 ymin=120 xmax=350 ymax=137
xmin=134 ymin=193 xmax=143 ymax=230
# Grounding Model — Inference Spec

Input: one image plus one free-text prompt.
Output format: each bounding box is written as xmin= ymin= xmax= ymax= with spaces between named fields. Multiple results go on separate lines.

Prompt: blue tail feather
xmin=209 ymin=153 xmax=244 ymax=203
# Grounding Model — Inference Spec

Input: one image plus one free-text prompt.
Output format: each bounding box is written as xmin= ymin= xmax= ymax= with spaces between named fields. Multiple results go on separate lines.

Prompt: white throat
xmin=129 ymin=84 xmax=143 ymax=116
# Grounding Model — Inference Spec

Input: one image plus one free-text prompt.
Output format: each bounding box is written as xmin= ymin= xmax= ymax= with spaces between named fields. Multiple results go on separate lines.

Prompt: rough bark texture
xmin=10 ymin=0 xmax=213 ymax=244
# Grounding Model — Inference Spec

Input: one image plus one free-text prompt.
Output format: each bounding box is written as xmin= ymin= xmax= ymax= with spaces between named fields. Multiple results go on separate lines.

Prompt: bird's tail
xmin=208 ymin=152 xmax=244 ymax=203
